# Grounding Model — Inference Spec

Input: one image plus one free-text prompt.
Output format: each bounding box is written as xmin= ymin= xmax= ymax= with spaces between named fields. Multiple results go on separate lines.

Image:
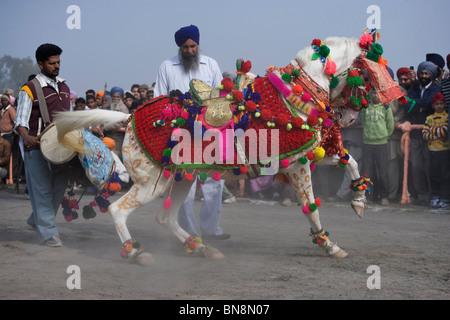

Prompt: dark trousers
xmin=363 ymin=143 xmax=390 ymax=199
xmin=429 ymin=150 xmax=450 ymax=200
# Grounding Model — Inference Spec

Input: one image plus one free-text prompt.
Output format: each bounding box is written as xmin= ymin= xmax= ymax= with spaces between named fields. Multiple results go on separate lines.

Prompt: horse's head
xmin=295 ymin=33 xmax=403 ymax=128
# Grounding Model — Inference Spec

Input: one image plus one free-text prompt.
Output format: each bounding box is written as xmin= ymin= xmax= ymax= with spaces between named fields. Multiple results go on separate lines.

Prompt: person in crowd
xmin=73 ymin=97 xmax=87 ymax=110
xmin=386 ymin=68 xmax=408 ymax=201
xmin=131 ymin=84 xmax=140 ymax=100
xmin=101 ymin=91 xmax=112 ymax=109
xmin=15 ymin=43 xmax=71 ymax=247
xmin=0 ymin=135 xmax=11 ymax=188
xmin=426 ymin=53 xmax=446 ymax=85
xmin=154 ymin=24 xmax=228 ymax=240
xmin=334 ymin=113 xmax=364 ymax=201
xmin=397 ymin=67 xmax=416 ymax=92
xmin=146 ymin=83 xmax=155 ymax=101
xmin=401 ymin=61 xmax=441 ymax=205
xmin=422 ymin=92 xmax=449 ymax=208
xmin=103 ymin=86 xmax=129 ymax=160
xmin=130 ymin=84 xmax=149 ymax=113
xmin=69 ymin=91 xmax=77 ymax=110
xmin=361 ymin=89 xmax=394 ymax=205
xmin=95 ymin=91 xmax=104 ymax=108
xmin=124 ymin=91 xmax=135 ymax=113
xmin=441 ymin=54 xmax=450 ymax=111
xmin=85 ymin=89 xmax=95 ymax=99
xmin=86 ymin=94 xmax=97 ymax=110
xmin=250 ymin=175 xmax=281 ymax=201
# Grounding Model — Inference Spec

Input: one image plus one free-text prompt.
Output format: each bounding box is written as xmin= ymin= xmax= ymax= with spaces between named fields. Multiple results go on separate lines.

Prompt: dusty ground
xmin=1 ymin=184 xmax=449 ymax=301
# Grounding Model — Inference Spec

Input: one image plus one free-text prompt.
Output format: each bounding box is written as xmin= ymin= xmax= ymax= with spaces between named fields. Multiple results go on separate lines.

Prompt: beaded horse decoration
xmin=53 ymin=30 xmax=404 ymax=264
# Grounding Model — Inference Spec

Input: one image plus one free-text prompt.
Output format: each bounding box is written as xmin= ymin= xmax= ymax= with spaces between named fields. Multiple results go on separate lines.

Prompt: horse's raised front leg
xmin=156 ymin=178 xmax=225 ymax=260
xmin=342 ymin=154 xmax=368 ymax=218
xmin=281 ymin=163 xmax=348 ymax=258
xmin=319 ymin=154 xmax=368 ymax=218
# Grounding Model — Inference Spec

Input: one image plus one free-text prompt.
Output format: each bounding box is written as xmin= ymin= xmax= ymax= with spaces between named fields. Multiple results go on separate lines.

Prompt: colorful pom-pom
xmin=301 ymin=92 xmax=311 ymax=103
xmin=212 ymin=172 xmax=221 ymax=181
xmin=232 ymin=91 xmax=244 ymax=102
xmin=298 ymin=157 xmax=308 ymax=164
xmin=245 ymin=100 xmax=257 ymax=112
xmin=240 ymin=166 xmax=248 ymax=174
xmin=292 ymin=85 xmax=303 ymax=96
xmin=325 ymin=60 xmax=336 ymax=75
xmin=164 ymin=170 xmax=171 ymax=179
xmin=315 ymin=198 xmax=322 ymax=207
xmin=302 ymin=205 xmax=310 ymax=214
xmin=280 ymin=159 xmax=290 ymax=168
xmin=306 ymin=151 xmax=316 ymax=160
xmin=199 ymin=172 xmax=208 ymax=181
xmin=185 ymin=173 xmax=194 ymax=181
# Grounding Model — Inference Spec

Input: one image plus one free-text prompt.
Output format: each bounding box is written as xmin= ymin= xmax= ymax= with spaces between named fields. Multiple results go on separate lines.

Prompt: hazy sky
xmin=1 ymin=0 xmax=449 ymax=97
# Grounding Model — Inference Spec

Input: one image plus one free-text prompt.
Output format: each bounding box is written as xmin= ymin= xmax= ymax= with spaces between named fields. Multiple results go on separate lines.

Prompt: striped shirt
xmin=441 ymin=77 xmax=450 ymax=112
xmin=15 ymin=73 xmax=65 ymax=131
xmin=422 ymin=111 xmax=449 ymax=151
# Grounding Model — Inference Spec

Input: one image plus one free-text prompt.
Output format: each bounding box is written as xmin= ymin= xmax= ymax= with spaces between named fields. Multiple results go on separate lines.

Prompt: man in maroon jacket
xmin=15 ymin=44 xmax=71 ymax=247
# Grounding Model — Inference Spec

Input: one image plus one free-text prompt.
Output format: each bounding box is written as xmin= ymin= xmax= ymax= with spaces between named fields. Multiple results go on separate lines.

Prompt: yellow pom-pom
xmin=313 ymin=147 xmax=326 ymax=162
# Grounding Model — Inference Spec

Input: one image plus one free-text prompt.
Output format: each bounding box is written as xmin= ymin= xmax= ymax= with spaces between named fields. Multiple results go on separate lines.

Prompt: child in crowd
xmin=361 ymin=89 xmax=394 ymax=205
xmin=422 ymin=92 xmax=449 ymax=208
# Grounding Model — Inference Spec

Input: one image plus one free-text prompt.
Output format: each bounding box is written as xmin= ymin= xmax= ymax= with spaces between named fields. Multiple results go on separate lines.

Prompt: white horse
xmin=53 ymin=35 xmax=402 ymax=265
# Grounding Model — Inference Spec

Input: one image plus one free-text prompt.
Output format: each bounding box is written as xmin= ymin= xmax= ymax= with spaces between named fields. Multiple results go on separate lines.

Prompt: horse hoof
xmin=134 ymin=252 xmax=155 ymax=266
xmin=331 ymin=248 xmax=348 ymax=258
xmin=351 ymin=201 xmax=364 ymax=218
xmin=202 ymin=246 xmax=225 ymax=260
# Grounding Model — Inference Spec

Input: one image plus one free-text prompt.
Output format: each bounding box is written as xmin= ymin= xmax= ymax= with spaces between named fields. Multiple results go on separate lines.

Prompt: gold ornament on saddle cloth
xmin=189 ymin=79 xmax=234 ymax=128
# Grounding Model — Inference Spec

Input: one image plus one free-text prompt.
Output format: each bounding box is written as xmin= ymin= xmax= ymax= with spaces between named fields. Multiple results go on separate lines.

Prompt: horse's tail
xmin=53 ymin=109 xmax=130 ymax=154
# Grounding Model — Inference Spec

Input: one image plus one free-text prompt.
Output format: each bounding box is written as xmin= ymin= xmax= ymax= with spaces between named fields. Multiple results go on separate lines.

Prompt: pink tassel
xmin=164 ymin=196 xmax=172 ymax=210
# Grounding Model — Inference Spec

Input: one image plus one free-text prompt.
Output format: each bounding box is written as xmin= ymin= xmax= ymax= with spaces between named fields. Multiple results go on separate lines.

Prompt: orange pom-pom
xmin=240 ymin=166 xmax=248 ymax=174
xmin=185 ymin=173 xmax=194 ymax=181
xmin=292 ymin=85 xmax=303 ymax=96
xmin=109 ymin=182 xmax=122 ymax=192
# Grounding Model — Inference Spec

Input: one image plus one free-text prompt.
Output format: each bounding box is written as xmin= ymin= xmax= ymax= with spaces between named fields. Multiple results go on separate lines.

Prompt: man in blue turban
xmin=154 ymin=25 xmax=229 ymax=240
xmin=402 ymin=61 xmax=441 ymax=206
xmin=174 ymin=25 xmax=200 ymax=48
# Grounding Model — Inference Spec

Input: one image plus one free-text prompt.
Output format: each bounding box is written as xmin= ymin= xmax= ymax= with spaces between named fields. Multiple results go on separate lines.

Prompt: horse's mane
xmin=295 ymin=36 xmax=362 ymax=99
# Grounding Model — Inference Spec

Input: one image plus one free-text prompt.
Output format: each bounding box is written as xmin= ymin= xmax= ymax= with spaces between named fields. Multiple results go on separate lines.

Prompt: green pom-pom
xmin=82 ymin=205 xmax=96 ymax=219
xmin=318 ymin=45 xmax=330 ymax=58
xmin=325 ymin=231 xmax=329 ymax=236
xmin=163 ymin=149 xmax=172 ymax=157
xmin=366 ymin=51 xmax=379 ymax=62
xmin=372 ymin=43 xmax=383 ymax=55
xmin=330 ymin=75 xmax=339 ymax=88
xmin=347 ymin=76 xmax=364 ymax=88
xmin=309 ymin=203 xmax=318 ymax=211
xmin=199 ymin=172 xmax=208 ymax=181
xmin=176 ymin=117 xmax=186 ymax=127
xmin=291 ymin=69 xmax=300 ymax=78
xmin=281 ymin=73 xmax=292 ymax=83
xmin=298 ymin=157 xmax=307 ymax=164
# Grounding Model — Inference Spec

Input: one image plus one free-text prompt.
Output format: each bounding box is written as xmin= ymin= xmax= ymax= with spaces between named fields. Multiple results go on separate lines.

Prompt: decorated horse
xmin=51 ymin=30 xmax=404 ymax=265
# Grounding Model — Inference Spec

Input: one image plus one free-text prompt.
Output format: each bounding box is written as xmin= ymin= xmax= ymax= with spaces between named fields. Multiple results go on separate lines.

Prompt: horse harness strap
xmin=31 ymin=78 xmax=51 ymax=127
xmin=287 ymin=60 xmax=330 ymax=106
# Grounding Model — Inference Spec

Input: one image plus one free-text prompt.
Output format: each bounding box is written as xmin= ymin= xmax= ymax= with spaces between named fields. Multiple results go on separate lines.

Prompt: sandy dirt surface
xmin=1 ymin=184 xmax=449 ymax=301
